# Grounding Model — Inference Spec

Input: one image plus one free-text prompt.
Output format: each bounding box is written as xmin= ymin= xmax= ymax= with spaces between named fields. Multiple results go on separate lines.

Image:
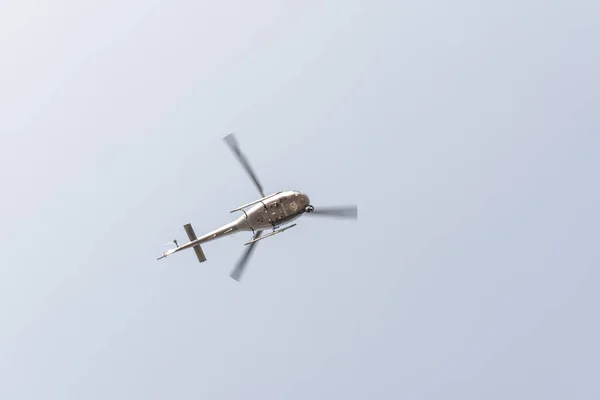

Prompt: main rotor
xmin=223 ymin=133 xmax=358 ymax=281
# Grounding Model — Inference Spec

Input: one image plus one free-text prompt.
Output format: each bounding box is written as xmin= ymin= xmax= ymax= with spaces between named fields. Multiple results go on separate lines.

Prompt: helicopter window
xmin=281 ymin=197 xmax=287 ymax=201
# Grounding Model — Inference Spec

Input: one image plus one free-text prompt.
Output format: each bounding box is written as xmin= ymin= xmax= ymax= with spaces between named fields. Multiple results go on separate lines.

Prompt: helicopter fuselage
xmin=159 ymin=190 xmax=311 ymax=259
xmin=240 ymin=190 xmax=311 ymax=231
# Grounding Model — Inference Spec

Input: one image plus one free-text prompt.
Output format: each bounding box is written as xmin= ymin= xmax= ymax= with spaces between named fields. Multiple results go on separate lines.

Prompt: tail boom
xmin=157 ymin=217 xmax=246 ymax=262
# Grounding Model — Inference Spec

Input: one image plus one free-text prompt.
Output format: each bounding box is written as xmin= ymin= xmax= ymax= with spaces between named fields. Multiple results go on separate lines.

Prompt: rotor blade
xmin=230 ymin=230 xmax=263 ymax=281
xmin=224 ymin=133 xmax=265 ymax=197
xmin=307 ymin=206 xmax=358 ymax=219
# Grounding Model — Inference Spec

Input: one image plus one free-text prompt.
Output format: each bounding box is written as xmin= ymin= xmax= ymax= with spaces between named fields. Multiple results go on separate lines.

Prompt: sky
xmin=1 ymin=1 xmax=599 ymax=399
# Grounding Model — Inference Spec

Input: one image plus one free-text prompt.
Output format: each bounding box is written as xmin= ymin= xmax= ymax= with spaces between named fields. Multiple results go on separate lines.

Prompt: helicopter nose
xmin=300 ymin=192 xmax=310 ymax=206
xmin=301 ymin=194 xmax=312 ymax=212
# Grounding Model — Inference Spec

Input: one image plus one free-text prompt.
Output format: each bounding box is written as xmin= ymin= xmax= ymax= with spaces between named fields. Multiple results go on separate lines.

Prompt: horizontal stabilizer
xmin=184 ymin=223 xmax=207 ymax=263
xmin=184 ymin=223 xmax=198 ymax=241
xmin=192 ymin=245 xmax=206 ymax=263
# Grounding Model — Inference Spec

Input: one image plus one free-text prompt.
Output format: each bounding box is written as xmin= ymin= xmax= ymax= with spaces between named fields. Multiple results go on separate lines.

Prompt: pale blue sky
xmin=1 ymin=1 xmax=599 ymax=399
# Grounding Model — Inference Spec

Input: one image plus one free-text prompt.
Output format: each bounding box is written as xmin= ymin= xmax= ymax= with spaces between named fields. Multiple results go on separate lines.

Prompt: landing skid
xmin=244 ymin=224 xmax=297 ymax=245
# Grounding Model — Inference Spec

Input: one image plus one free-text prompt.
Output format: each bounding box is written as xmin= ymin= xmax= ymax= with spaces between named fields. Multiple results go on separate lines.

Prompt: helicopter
xmin=157 ymin=133 xmax=358 ymax=281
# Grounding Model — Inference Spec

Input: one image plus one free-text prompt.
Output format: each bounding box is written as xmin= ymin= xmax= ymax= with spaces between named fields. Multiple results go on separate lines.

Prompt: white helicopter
xmin=157 ymin=133 xmax=358 ymax=281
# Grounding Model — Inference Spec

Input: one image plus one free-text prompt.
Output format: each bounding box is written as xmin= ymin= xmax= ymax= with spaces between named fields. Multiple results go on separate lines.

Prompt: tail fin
xmin=184 ymin=223 xmax=207 ymax=263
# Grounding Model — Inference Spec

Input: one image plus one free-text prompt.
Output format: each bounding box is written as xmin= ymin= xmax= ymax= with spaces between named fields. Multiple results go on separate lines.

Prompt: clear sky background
xmin=1 ymin=1 xmax=599 ymax=399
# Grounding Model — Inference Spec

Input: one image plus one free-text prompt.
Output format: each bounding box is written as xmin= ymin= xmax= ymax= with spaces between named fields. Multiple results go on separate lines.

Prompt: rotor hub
xmin=305 ymin=205 xmax=314 ymax=213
